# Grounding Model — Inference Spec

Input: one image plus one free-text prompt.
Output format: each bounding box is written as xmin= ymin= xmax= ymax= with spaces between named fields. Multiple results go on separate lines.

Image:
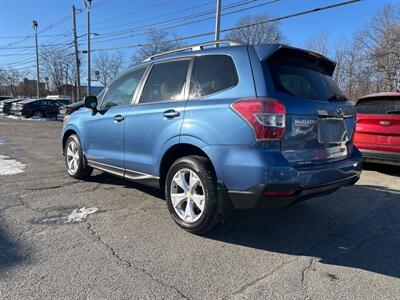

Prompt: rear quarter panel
xmin=180 ymin=46 xmax=258 ymax=146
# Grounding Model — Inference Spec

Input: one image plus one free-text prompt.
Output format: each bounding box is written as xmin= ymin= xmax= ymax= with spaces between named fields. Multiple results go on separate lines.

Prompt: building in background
xmin=17 ymin=78 xmax=46 ymax=98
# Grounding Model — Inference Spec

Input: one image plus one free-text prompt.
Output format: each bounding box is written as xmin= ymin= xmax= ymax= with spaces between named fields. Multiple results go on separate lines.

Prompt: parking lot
xmin=0 ymin=116 xmax=399 ymax=299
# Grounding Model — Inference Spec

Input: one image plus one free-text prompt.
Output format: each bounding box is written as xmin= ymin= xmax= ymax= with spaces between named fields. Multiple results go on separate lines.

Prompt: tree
xmin=330 ymin=4 xmax=400 ymax=101
xmin=224 ymin=14 xmax=285 ymax=44
xmin=0 ymin=67 xmax=22 ymax=96
xmin=40 ymin=47 xmax=76 ymax=95
xmin=304 ymin=32 xmax=330 ymax=57
xmin=358 ymin=4 xmax=400 ymax=93
xmin=92 ymin=51 xmax=125 ymax=87
xmin=131 ymin=28 xmax=184 ymax=65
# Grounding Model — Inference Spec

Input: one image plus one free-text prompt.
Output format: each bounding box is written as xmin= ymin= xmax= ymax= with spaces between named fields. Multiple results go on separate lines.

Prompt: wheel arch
xmin=158 ymin=143 xmax=217 ymax=189
xmin=61 ymin=125 xmax=82 ymax=154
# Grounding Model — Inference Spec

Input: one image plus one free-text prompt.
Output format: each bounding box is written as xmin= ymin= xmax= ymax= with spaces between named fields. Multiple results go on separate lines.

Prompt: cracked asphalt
xmin=0 ymin=117 xmax=399 ymax=299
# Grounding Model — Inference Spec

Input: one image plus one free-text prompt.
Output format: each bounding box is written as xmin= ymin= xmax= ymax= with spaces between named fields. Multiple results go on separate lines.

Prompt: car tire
xmin=165 ymin=155 xmax=220 ymax=234
xmin=33 ymin=110 xmax=44 ymax=118
xmin=64 ymin=134 xmax=93 ymax=179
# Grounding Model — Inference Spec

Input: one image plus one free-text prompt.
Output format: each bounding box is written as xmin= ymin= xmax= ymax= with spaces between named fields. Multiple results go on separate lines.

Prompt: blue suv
xmin=62 ymin=41 xmax=362 ymax=234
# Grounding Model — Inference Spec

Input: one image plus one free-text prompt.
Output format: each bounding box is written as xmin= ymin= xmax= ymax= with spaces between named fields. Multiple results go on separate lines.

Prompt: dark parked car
xmin=0 ymin=98 xmax=26 ymax=115
xmin=11 ymin=98 xmax=62 ymax=118
xmin=57 ymin=100 xmax=84 ymax=121
xmin=54 ymin=99 xmax=72 ymax=106
xmin=0 ymin=96 xmax=13 ymax=101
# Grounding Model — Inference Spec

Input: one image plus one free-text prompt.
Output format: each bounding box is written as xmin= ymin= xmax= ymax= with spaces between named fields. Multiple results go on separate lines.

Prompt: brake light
xmin=231 ymin=98 xmax=286 ymax=141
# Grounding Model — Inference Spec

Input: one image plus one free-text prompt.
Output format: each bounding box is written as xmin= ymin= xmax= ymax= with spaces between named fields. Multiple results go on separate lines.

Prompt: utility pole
xmin=214 ymin=0 xmax=221 ymax=46
xmin=72 ymin=5 xmax=81 ymax=102
xmin=83 ymin=0 xmax=92 ymax=96
xmin=32 ymin=20 xmax=40 ymax=99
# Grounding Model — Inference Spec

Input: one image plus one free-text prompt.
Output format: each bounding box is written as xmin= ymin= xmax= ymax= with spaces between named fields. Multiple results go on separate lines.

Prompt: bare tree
xmin=359 ymin=4 xmax=400 ymax=92
xmin=224 ymin=14 xmax=285 ymax=44
xmin=40 ymin=47 xmax=76 ymax=95
xmin=131 ymin=28 xmax=184 ymax=65
xmin=0 ymin=67 xmax=22 ymax=96
xmin=329 ymin=4 xmax=400 ymax=101
xmin=304 ymin=32 xmax=330 ymax=57
xmin=92 ymin=51 xmax=125 ymax=87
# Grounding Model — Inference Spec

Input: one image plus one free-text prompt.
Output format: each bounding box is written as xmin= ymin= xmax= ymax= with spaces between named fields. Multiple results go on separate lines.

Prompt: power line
xmin=0 ymin=0 xmax=234 ymax=53
xmin=0 ymin=0 xmax=106 ymax=47
xmin=88 ymin=0 xmax=277 ymax=45
xmin=90 ymin=0 xmax=361 ymax=53
xmin=0 ymin=43 xmax=76 ymax=68
xmin=90 ymin=0 xmax=263 ymax=41
xmin=91 ymin=0 xmax=216 ymax=32
xmin=84 ymin=0 xmax=177 ymax=28
xmin=1 ymin=0 xmax=361 ymax=70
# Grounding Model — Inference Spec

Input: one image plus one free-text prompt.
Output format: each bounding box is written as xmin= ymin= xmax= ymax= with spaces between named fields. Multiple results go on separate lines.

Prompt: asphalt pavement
xmin=0 ymin=117 xmax=399 ymax=299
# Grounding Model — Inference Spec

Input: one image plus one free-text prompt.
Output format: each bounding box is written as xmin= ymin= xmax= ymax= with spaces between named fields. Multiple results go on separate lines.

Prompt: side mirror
xmin=84 ymin=96 xmax=97 ymax=111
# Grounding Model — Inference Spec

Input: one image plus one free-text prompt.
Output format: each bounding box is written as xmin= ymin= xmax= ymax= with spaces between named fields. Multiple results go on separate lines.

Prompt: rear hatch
xmin=262 ymin=46 xmax=355 ymax=166
xmin=355 ymin=96 xmax=400 ymax=153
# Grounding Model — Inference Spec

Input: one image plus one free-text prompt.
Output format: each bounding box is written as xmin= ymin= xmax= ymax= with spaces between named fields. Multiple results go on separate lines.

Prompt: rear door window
xmin=189 ymin=55 xmax=238 ymax=99
xmin=268 ymin=54 xmax=346 ymax=101
xmin=355 ymin=98 xmax=400 ymax=114
xmin=139 ymin=60 xmax=190 ymax=104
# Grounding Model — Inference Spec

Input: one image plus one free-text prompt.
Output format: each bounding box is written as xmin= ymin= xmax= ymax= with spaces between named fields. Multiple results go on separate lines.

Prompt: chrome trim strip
xmin=87 ymin=160 xmax=159 ymax=181
xmin=87 ymin=159 xmax=124 ymax=170
xmin=87 ymin=160 xmax=124 ymax=177
xmin=125 ymin=169 xmax=160 ymax=180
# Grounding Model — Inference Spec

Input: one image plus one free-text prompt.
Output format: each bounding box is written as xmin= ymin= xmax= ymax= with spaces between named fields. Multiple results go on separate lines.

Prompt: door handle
xmin=163 ymin=109 xmax=180 ymax=119
xmin=113 ymin=114 xmax=124 ymax=122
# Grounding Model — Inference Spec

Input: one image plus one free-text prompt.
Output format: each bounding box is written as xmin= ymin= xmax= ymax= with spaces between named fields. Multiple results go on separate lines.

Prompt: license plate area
xmin=318 ymin=118 xmax=349 ymax=144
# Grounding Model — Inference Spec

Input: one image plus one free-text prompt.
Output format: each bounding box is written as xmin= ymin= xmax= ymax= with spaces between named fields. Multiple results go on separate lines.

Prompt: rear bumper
xmin=228 ymin=175 xmax=360 ymax=209
xmin=361 ymin=149 xmax=400 ymax=166
xmin=226 ymin=148 xmax=363 ymax=209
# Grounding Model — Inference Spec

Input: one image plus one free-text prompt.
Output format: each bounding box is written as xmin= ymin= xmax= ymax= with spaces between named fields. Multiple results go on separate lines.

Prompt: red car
xmin=354 ymin=92 xmax=400 ymax=166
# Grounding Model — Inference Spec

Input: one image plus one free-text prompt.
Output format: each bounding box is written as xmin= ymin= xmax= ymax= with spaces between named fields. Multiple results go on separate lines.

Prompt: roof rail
xmin=143 ymin=40 xmax=242 ymax=62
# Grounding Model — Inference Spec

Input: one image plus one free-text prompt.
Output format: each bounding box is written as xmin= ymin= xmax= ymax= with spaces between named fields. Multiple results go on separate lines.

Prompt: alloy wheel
xmin=170 ymin=168 xmax=206 ymax=223
xmin=66 ymin=141 xmax=79 ymax=175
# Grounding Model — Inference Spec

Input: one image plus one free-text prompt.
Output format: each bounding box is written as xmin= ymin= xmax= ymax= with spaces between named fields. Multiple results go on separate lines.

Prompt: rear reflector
xmin=264 ymin=190 xmax=297 ymax=197
xmin=231 ymin=98 xmax=286 ymax=141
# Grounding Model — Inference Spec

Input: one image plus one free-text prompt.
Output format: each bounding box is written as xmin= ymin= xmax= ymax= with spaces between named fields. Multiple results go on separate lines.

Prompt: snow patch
xmin=4 ymin=115 xmax=29 ymax=120
xmin=66 ymin=207 xmax=99 ymax=223
xmin=2 ymin=115 xmax=56 ymax=121
xmin=0 ymin=155 xmax=26 ymax=175
xmin=33 ymin=207 xmax=99 ymax=225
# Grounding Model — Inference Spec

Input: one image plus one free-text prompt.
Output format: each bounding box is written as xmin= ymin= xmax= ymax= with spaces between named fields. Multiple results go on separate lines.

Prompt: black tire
xmin=64 ymin=134 xmax=93 ymax=179
xmin=165 ymin=155 xmax=220 ymax=234
xmin=32 ymin=110 xmax=44 ymax=118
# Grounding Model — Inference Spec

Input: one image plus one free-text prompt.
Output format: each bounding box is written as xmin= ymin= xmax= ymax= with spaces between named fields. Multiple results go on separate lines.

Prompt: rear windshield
xmin=355 ymin=98 xmax=400 ymax=114
xmin=267 ymin=53 xmax=346 ymax=101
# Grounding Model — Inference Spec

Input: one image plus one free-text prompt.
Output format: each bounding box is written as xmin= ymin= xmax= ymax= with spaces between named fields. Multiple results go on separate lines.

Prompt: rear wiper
xmin=327 ymin=95 xmax=348 ymax=102
xmin=387 ymin=110 xmax=400 ymax=115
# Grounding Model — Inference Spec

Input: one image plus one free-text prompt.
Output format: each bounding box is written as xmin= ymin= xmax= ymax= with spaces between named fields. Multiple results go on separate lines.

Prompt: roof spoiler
xmin=253 ymin=44 xmax=337 ymax=76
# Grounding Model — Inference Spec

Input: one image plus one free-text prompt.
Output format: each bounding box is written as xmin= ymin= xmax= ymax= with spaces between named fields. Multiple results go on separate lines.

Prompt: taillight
xmin=231 ymin=98 xmax=286 ymax=141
